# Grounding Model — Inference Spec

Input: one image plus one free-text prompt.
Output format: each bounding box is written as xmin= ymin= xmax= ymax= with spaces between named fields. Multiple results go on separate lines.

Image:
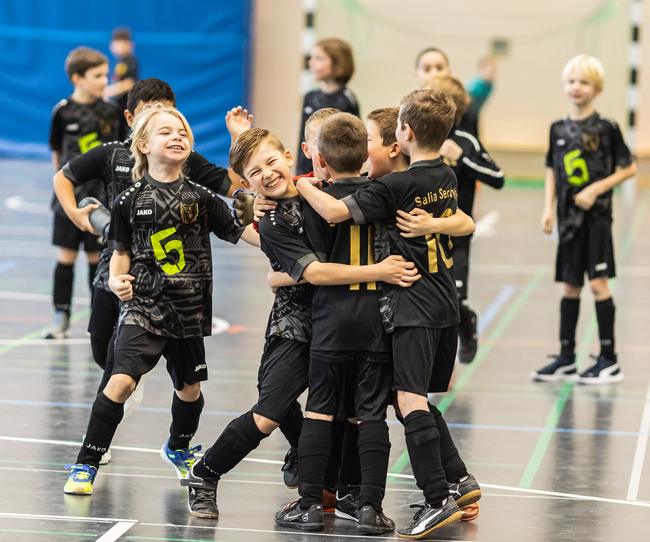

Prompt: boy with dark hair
xmin=423 ymin=75 xmax=504 ymax=363
xmin=295 ymin=89 xmax=481 ymax=538
xmin=274 ymin=112 xmax=395 ymax=534
xmin=181 ymin=127 xmax=420 ymax=520
xmin=47 ymin=46 xmax=122 ymax=339
xmin=365 ymin=107 xmax=409 ymax=179
xmin=105 ymin=26 xmax=139 ymax=126
xmin=532 ymin=55 xmax=635 ymax=384
xmin=53 ymin=79 xmax=248 ymax=466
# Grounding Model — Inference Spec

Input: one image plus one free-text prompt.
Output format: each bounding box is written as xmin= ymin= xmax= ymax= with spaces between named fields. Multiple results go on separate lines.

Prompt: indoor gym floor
xmin=0 ymin=158 xmax=649 ymax=541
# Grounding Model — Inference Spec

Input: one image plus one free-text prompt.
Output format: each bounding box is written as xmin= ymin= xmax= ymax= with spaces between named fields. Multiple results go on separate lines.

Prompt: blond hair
xmin=423 ymin=75 xmax=470 ymax=126
xmin=130 ymin=104 xmax=194 ymax=181
xmin=304 ymin=107 xmax=340 ymax=143
xmin=562 ymin=54 xmax=605 ymax=92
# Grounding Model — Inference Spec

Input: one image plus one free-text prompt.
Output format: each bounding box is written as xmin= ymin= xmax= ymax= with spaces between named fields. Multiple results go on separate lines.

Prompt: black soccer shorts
xmin=87 ymin=287 xmax=120 ymax=339
xmin=111 ymin=324 xmax=207 ymax=390
xmin=392 ymin=325 xmax=457 ymax=396
xmin=252 ymin=336 xmax=310 ymax=424
xmin=52 ymin=212 xmax=101 ymax=252
xmin=306 ymin=350 xmax=392 ymax=421
xmin=555 ymin=215 xmax=616 ymax=287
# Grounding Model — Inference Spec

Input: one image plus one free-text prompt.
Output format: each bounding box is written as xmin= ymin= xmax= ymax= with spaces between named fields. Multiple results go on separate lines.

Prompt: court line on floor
xmin=0 ymin=512 xmax=133 ymax=523
xmin=97 ymin=521 xmax=138 ymax=542
xmin=390 ymin=271 xmax=544 ymax=475
xmin=627 ymin=373 xmax=650 ymax=500
xmin=519 ymin=196 xmax=649 ymax=489
xmin=3 ymin=446 xmax=650 ymax=509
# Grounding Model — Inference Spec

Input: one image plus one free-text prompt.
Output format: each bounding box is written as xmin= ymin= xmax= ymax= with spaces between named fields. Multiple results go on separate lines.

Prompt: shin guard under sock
xmin=299 ymin=418 xmax=332 ymax=507
xmin=323 ymin=419 xmax=345 ymax=492
xmin=279 ymin=400 xmax=304 ymax=449
xmin=338 ymin=420 xmax=361 ymax=489
xmin=168 ymin=392 xmax=205 ymax=450
xmin=595 ymin=298 xmax=616 ymax=359
xmin=428 ymin=403 xmax=468 ymax=482
xmin=53 ymin=262 xmax=74 ymax=313
xmin=404 ymin=410 xmax=448 ymax=506
xmin=77 ymin=392 xmax=124 ymax=467
xmin=559 ymin=297 xmax=580 ymax=357
xmin=197 ymin=411 xmax=268 ymax=478
xmin=358 ymin=420 xmax=390 ymax=511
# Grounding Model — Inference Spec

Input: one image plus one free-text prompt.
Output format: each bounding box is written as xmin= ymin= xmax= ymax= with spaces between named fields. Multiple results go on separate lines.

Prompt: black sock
xmin=559 ymin=297 xmax=580 ymax=358
xmin=338 ymin=420 xmax=361 ymax=489
xmin=279 ymin=400 xmax=304 ymax=449
xmin=595 ymin=298 xmax=616 ymax=359
xmin=168 ymin=392 xmax=205 ymax=450
xmin=197 ymin=411 xmax=268 ymax=478
xmin=77 ymin=392 xmax=124 ymax=467
xmin=428 ymin=403 xmax=467 ymax=482
xmin=298 ymin=418 xmax=332 ymax=507
xmin=358 ymin=420 xmax=390 ymax=511
xmin=323 ymin=419 xmax=345 ymax=492
xmin=403 ymin=410 xmax=448 ymax=507
xmin=53 ymin=262 xmax=74 ymax=314
xmin=459 ymin=303 xmax=473 ymax=330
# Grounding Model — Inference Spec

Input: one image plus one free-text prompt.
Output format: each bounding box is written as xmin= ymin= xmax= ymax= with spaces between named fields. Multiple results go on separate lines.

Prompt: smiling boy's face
xmin=241 ymin=140 xmax=295 ymax=198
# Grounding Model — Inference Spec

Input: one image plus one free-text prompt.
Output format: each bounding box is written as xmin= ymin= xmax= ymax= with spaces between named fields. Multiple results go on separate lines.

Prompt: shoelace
xmin=408 ymin=503 xmax=430 ymax=524
xmin=177 ymin=445 xmax=202 ymax=469
xmin=191 ymin=486 xmax=216 ymax=506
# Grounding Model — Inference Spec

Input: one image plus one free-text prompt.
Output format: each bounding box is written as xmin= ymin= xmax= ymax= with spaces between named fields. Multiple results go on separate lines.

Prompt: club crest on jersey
xmin=180 ymin=202 xmax=199 ymax=224
xmin=581 ymin=132 xmax=600 ymax=152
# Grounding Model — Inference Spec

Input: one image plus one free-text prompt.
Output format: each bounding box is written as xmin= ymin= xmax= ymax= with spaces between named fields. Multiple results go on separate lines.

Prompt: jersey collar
xmin=408 ymin=157 xmax=442 ymax=169
xmin=144 ymin=171 xmax=183 ymax=189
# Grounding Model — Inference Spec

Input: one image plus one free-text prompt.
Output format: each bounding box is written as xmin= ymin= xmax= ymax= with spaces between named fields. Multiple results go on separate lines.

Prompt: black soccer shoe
xmin=577 ymin=354 xmax=624 ymax=385
xmin=181 ymin=465 xmax=219 ymax=519
xmin=334 ymin=485 xmax=360 ymax=522
xmin=275 ymin=500 xmax=324 ymax=531
xmin=358 ymin=505 xmax=395 ymax=535
xmin=458 ymin=308 xmax=478 ymax=364
xmin=530 ymin=354 xmax=577 ymax=382
xmin=448 ymin=473 xmax=481 ymax=510
xmin=397 ymin=498 xmax=462 ymax=539
xmin=281 ymin=447 xmax=299 ymax=488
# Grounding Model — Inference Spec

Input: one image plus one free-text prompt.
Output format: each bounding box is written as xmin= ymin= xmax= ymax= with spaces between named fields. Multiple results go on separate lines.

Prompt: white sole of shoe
xmin=578 ymin=374 xmax=624 ymax=385
xmin=335 ymin=508 xmax=359 ymax=522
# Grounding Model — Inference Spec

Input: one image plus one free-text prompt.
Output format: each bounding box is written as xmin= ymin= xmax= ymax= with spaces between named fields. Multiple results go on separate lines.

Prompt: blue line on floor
xmin=477 ymin=284 xmax=517 ymax=335
xmin=1 ymin=398 xmax=645 ymax=438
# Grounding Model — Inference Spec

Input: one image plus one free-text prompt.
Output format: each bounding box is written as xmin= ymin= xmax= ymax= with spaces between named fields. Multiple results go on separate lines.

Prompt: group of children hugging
xmin=48 ymin=34 xmax=634 ymax=539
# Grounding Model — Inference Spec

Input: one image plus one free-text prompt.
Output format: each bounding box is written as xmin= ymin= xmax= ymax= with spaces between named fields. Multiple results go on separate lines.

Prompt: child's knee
xmin=252 ymin=412 xmax=279 ymax=434
xmin=177 ymin=382 xmax=201 ymax=402
xmin=396 ymin=391 xmax=427 ymax=418
xmin=562 ymin=283 xmax=582 ymax=298
xmin=104 ymin=373 xmax=136 ymax=402
xmin=589 ymin=278 xmax=610 ymax=300
xmin=58 ymin=248 xmax=78 ymax=265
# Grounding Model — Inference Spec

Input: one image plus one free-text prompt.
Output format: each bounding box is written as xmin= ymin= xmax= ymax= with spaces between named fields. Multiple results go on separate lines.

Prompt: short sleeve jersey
xmin=342 ymin=159 xmax=460 ymax=329
xmin=546 ymin=112 xmax=633 ymax=235
xmin=296 ymin=88 xmax=360 ymax=175
xmin=303 ymin=178 xmax=390 ymax=354
xmin=448 ymin=129 xmax=504 ymax=216
xmin=64 ymin=142 xmax=232 ymax=292
xmin=108 ymin=173 xmax=243 ymax=338
xmin=258 ymin=197 xmax=316 ymax=343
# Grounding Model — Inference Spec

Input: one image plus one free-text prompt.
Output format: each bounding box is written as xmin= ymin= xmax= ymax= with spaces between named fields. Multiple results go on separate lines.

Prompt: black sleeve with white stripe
xmin=454 ymin=129 xmax=505 ymax=189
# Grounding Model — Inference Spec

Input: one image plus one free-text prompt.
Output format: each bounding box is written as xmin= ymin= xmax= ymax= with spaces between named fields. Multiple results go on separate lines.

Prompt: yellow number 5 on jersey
xmin=150 ymin=227 xmax=186 ymax=275
xmin=563 ymin=149 xmax=590 ymax=186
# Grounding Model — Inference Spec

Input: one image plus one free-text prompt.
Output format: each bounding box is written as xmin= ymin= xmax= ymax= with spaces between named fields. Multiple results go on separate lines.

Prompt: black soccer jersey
xmin=111 ymin=54 xmax=139 ymax=113
xmin=342 ymin=159 xmax=459 ymax=329
xmin=64 ymin=141 xmax=233 ymax=292
xmin=546 ymin=112 xmax=633 ymax=240
xmin=296 ymin=88 xmax=360 ymax=175
xmin=303 ymin=178 xmax=390 ymax=354
xmin=448 ymin=129 xmax=504 ymax=217
xmin=259 ymin=197 xmax=316 ymax=344
xmin=108 ymin=173 xmax=243 ymax=338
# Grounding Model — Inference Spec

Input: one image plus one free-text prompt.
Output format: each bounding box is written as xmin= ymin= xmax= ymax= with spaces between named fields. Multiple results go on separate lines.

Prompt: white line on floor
xmin=627 ymin=374 xmax=650 ymax=500
xmin=0 ymin=338 xmax=91 ymax=346
xmin=2 ymin=435 xmax=650 ymax=509
xmin=95 ymin=521 xmax=137 ymax=542
xmin=0 ymin=512 xmax=132 ymax=523
xmin=0 ymin=290 xmax=90 ymax=304
xmin=473 ymin=210 xmax=499 ymax=239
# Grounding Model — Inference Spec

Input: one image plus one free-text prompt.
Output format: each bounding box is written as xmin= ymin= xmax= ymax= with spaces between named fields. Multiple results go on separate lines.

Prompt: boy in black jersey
xmin=105 ymin=27 xmax=138 ymax=131
xmin=274 ymin=113 xmax=395 ymax=534
xmin=182 ymin=128 xmax=419 ymax=520
xmin=532 ymin=55 xmax=635 ymax=384
xmin=54 ymin=79 xmax=251 ymax=466
xmin=47 ymin=46 xmax=122 ymax=339
xmin=296 ymin=89 xmax=482 ymax=538
xmin=63 ymin=106 xmax=259 ymax=496
xmin=424 ymin=75 xmax=504 ymax=363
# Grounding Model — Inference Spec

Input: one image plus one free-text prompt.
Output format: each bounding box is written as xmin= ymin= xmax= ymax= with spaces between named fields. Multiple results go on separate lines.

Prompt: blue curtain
xmin=0 ymin=0 xmax=251 ymax=165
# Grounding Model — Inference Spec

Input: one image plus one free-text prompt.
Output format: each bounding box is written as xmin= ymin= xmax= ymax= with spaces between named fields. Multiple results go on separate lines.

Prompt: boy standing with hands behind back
xmin=532 ymin=55 xmax=636 ymax=384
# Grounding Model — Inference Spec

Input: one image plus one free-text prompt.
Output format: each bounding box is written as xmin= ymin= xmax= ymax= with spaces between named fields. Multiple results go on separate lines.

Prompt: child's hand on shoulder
xmin=109 ymin=274 xmax=135 ymax=301
xmin=253 ymin=194 xmax=277 ymax=222
xmin=573 ymin=184 xmax=599 ymax=210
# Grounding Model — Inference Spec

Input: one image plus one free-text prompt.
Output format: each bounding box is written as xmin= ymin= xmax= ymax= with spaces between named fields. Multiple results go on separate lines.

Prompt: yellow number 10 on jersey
xmin=426 ymin=208 xmax=453 ymax=273
xmin=150 ymin=227 xmax=186 ymax=275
